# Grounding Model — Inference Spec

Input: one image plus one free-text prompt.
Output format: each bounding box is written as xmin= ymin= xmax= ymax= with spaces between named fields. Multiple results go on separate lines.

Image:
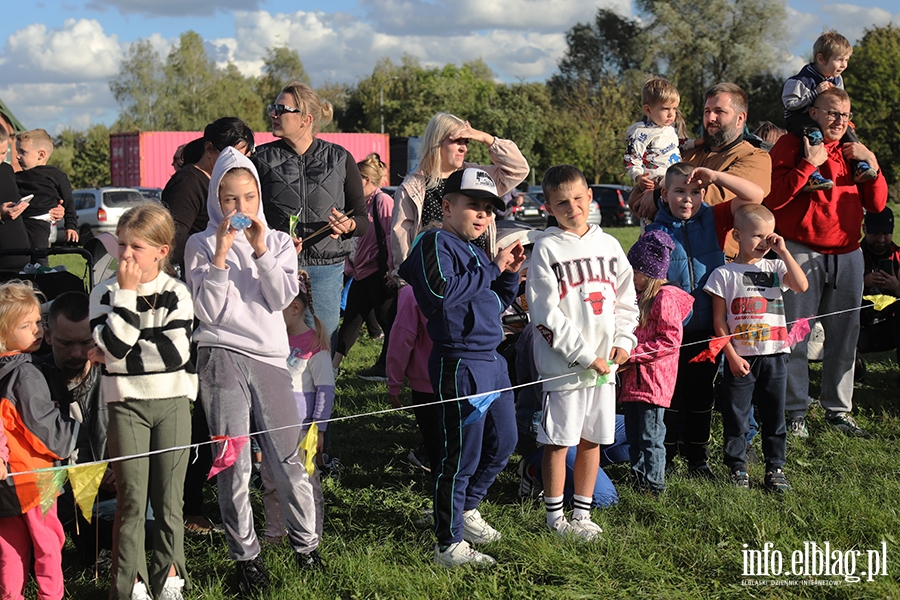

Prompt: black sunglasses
xmin=267 ymin=103 xmax=303 ymax=117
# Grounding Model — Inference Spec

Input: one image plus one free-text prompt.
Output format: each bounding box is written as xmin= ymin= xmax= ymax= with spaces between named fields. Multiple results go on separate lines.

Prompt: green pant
xmin=107 ymin=397 xmax=190 ymax=600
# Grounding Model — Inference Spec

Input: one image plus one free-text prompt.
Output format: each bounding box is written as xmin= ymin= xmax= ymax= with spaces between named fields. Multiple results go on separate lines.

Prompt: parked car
xmin=137 ymin=187 xmax=163 ymax=203
xmin=503 ymin=193 xmax=547 ymax=227
xmin=63 ymin=187 xmax=154 ymax=241
xmin=588 ymin=184 xmax=635 ymax=227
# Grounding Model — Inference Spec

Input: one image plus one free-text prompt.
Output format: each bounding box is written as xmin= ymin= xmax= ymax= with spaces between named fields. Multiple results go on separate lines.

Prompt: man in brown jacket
xmin=631 ymin=82 xmax=772 ymax=258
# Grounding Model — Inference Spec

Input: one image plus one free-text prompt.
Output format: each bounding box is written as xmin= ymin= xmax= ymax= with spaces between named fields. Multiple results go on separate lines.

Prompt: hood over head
xmin=205 ymin=146 xmax=268 ymax=234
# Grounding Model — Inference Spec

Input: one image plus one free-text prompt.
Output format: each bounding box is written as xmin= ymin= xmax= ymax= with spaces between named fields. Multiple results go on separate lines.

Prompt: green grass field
xmin=43 ymin=225 xmax=900 ymax=598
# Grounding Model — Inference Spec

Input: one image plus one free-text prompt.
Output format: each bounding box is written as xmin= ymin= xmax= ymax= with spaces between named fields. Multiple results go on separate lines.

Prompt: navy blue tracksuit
xmin=400 ymin=230 xmax=519 ymax=544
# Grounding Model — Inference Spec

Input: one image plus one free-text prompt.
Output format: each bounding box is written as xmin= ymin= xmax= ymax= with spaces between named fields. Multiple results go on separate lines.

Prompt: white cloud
xmin=0 ymin=82 xmax=117 ymax=134
xmin=2 ymin=19 xmax=121 ymax=83
xmin=818 ymin=4 xmax=900 ymax=43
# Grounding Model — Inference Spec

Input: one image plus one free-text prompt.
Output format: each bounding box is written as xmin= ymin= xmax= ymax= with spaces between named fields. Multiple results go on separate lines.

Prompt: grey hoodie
xmin=185 ymin=147 xmax=300 ymax=368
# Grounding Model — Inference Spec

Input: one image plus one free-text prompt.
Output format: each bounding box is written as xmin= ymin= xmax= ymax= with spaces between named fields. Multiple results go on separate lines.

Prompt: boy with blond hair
xmin=527 ymin=165 xmax=638 ymax=539
xmin=15 ymin=129 xmax=78 ymax=250
xmin=624 ymin=77 xmax=692 ymax=216
xmin=704 ymin=204 xmax=808 ymax=492
xmin=782 ymin=29 xmax=876 ymax=191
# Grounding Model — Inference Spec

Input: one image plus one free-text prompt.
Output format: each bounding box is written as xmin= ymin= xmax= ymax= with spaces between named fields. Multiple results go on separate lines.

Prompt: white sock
xmin=572 ymin=494 xmax=592 ymax=521
xmin=544 ymin=495 xmax=564 ymax=527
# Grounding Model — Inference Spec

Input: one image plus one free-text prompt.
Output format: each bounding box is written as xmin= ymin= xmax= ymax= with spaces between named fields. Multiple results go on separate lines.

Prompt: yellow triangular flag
xmin=69 ymin=463 xmax=108 ymax=524
xmin=298 ymin=423 xmax=318 ymax=476
xmin=864 ymin=294 xmax=898 ymax=312
xmin=36 ymin=468 xmax=69 ymax=516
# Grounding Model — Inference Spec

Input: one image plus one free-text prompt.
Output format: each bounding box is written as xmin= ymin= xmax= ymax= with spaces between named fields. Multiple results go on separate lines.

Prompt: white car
xmin=62 ymin=187 xmax=153 ymax=241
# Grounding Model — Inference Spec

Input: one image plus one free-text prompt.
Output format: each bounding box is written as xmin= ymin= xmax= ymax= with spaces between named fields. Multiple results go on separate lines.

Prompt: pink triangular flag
xmin=783 ymin=317 xmax=811 ymax=350
xmin=208 ymin=435 xmax=249 ymax=480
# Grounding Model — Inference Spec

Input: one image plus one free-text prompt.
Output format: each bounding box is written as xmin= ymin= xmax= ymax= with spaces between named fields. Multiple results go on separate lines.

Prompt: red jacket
xmin=764 ymin=134 xmax=888 ymax=254
xmin=619 ymin=285 xmax=694 ymax=408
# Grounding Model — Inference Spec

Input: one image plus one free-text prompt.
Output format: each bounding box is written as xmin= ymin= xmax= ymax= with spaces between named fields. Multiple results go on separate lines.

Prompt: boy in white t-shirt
xmin=527 ymin=165 xmax=638 ymax=539
xmin=704 ymin=204 xmax=807 ymax=492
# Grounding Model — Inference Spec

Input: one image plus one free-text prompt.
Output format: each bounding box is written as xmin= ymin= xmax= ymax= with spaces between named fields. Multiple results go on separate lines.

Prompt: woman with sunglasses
xmin=254 ymin=82 xmax=368 ymax=348
xmin=390 ymin=112 xmax=529 ymax=282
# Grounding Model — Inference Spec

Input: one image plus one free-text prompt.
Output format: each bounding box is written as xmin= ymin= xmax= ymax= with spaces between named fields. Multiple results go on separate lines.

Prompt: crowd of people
xmin=0 ymin=26 xmax=893 ymax=599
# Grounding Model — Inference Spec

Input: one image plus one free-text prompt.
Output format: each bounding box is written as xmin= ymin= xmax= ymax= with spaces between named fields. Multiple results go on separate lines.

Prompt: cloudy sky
xmin=1 ymin=0 xmax=897 ymax=133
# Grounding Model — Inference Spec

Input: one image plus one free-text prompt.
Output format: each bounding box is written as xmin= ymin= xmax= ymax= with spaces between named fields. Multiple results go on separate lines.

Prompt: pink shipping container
xmin=110 ymin=131 xmax=390 ymax=188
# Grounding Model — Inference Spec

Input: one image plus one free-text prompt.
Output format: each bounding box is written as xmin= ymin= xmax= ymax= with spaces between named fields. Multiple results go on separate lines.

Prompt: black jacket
xmin=254 ymin=138 xmax=368 ymax=266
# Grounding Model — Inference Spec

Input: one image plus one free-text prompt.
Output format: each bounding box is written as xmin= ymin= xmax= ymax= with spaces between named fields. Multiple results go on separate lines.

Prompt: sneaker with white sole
xmin=517 ymin=459 xmax=542 ymax=500
xmin=434 ymin=541 xmax=496 ymax=568
xmin=826 ymin=413 xmax=869 ymax=437
xmin=161 ymin=576 xmax=185 ymax=600
xmin=569 ymin=517 xmax=603 ymax=541
xmin=131 ymin=581 xmax=152 ymax=600
xmin=462 ymin=509 xmax=501 ymax=544
xmin=787 ymin=416 xmax=809 ymax=438
xmin=548 ymin=515 xmax=573 ymax=538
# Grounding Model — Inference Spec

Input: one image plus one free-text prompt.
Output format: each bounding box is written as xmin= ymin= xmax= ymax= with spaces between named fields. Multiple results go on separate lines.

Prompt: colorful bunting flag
xmin=689 ymin=337 xmax=731 ymax=363
xmin=298 ymin=424 xmax=319 ymax=476
xmin=36 ymin=468 xmax=68 ymax=516
xmin=69 ymin=462 xmax=108 ymax=524
xmin=208 ymin=435 xmax=248 ymax=480
xmin=784 ymin=317 xmax=811 ymax=350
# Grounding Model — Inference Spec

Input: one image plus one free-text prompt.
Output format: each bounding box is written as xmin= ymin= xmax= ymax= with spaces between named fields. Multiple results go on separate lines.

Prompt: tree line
xmin=50 ymin=2 xmax=899 ymax=190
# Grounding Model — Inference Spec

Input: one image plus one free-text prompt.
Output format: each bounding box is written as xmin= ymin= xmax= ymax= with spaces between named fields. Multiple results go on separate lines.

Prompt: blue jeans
xmin=623 ymin=402 xmax=667 ymax=492
xmin=722 ymin=353 xmax=788 ymax=471
xmin=304 ymin=263 xmax=345 ymax=354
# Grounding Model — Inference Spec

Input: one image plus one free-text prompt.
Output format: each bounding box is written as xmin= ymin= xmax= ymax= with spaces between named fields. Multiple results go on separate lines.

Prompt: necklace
xmin=140 ymin=278 xmax=160 ymax=314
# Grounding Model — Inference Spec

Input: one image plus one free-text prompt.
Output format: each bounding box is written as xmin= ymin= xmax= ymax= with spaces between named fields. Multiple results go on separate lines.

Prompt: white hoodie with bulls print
xmin=526 ymin=224 xmax=638 ymax=392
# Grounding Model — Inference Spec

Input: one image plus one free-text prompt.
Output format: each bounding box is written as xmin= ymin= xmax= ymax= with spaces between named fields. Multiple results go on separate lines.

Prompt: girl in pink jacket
xmin=620 ymin=231 xmax=693 ymax=494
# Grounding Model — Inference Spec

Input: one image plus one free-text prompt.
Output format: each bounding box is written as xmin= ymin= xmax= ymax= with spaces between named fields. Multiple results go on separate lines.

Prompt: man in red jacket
xmin=764 ymin=88 xmax=887 ymax=438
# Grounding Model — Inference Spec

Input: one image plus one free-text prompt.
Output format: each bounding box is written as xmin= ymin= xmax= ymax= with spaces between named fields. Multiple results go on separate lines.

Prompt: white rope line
xmin=5 ymin=302 xmax=872 ymax=478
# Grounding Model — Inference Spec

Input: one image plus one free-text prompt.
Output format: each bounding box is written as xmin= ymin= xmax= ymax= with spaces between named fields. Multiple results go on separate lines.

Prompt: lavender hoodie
xmin=185 ymin=147 xmax=300 ymax=368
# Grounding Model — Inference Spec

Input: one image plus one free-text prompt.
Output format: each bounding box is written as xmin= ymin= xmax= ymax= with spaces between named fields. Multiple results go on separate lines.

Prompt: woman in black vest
xmin=254 ymin=82 xmax=368 ymax=347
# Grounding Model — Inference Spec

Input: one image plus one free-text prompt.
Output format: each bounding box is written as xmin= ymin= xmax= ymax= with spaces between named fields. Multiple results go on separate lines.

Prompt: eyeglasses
xmin=267 ymin=104 xmax=303 ymax=117
xmin=816 ymin=110 xmax=853 ymax=122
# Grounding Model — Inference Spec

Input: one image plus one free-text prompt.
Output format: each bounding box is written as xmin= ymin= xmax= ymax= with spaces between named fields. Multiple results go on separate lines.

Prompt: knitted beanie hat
xmin=627 ymin=230 xmax=675 ymax=280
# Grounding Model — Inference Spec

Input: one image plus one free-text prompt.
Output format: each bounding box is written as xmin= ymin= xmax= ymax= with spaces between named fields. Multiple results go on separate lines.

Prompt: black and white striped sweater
xmin=89 ymin=272 xmax=198 ymax=403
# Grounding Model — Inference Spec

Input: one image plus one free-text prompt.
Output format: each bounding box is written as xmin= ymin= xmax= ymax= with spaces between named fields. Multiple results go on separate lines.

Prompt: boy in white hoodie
xmin=526 ymin=165 xmax=638 ymax=540
xmin=184 ymin=147 xmax=319 ymax=593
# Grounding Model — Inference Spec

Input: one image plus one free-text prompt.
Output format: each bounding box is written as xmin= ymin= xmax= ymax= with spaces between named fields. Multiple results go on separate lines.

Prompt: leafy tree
xmin=214 ymin=63 xmax=267 ymax=132
xmin=163 ymin=31 xmax=218 ymax=130
xmin=843 ymin=24 xmax=900 ymax=185
xmin=49 ymin=125 xmax=110 ymax=188
xmin=71 ymin=125 xmax=111 ymax=188
xmin=109 ymin=40 xmax=167 ymax=131
xmin=635 ymin=0 xmax=787 ymax=122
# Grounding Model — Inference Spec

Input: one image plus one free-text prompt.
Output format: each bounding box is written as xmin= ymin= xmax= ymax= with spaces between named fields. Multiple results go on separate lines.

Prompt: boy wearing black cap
xmin=399 ymin=167 xmax=525 ymax=568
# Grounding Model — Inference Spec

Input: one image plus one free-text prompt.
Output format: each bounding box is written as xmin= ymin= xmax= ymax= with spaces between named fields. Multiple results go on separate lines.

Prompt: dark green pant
xmin=107 ymin=397 xmax=190 ymax=600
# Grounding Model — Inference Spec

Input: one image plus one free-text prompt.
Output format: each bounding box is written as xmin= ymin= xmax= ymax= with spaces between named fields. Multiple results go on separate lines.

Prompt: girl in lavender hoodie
xmin=185 ymin=147 xmax=319 ymax=593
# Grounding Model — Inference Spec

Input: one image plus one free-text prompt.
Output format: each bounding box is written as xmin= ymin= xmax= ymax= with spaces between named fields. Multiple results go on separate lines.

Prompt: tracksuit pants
xmin=0 ymin=504 xmax=65 ymax=600
xmin=429 ymin=354 xmax=517 ymax=545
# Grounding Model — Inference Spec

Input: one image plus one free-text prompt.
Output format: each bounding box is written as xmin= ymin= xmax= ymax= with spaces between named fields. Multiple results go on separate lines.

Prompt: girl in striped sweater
xmin=89 ymin=204 xmax=197 ymax=600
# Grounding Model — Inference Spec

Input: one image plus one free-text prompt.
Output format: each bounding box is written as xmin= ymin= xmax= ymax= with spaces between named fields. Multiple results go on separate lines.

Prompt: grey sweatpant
xmin=198 ymin=348 xmax=319 ymax=560
xmin=782 ymin=241 xmax=863 ymax=418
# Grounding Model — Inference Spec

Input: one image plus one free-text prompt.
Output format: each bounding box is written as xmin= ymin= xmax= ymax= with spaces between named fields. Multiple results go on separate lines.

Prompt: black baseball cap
xmin=865 ymin=207 xmax=894 ymax=234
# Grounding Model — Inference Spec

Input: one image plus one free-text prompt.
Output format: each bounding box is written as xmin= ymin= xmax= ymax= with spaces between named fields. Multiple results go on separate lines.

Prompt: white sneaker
xmin=569 ymin=517 xmax=602 ymax=542
xmin=548 ymin=515 xmax=572 ymax=538
xmin=462 ymin=509 xmax=502 ymax=544
xmin=161 ymin=576 xmax=185 ymax=600
xmin=131 ymin=581 xmax=152 ymax=600
xmin=434 ymin=541 xmax=496 ymax=568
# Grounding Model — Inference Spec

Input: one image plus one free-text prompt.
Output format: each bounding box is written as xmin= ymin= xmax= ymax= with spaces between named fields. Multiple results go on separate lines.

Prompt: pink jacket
xmin=386 ymin=286 xmax=433 ymax=396
xmin=619 ymin=285 xmax=694 ymax=408
xmin=348 ymin=190 xmax=394 ymax=281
